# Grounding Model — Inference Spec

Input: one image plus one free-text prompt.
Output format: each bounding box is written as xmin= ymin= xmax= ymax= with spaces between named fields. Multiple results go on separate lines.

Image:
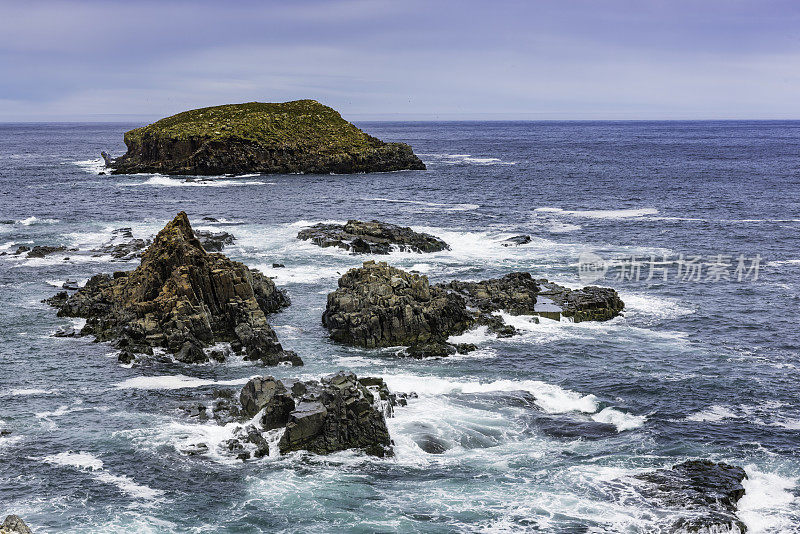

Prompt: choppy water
xmin=0 ymin=121 xmax=799 ymax=533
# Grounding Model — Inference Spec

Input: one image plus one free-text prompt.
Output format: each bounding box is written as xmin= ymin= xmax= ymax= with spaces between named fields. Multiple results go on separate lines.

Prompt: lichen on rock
xmin=109 ymin=100 xmax=426 ymax=175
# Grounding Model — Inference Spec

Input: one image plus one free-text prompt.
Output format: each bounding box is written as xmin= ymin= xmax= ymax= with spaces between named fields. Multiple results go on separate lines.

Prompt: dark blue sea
xmin=1 ymin=121 xmax=799 ymax=532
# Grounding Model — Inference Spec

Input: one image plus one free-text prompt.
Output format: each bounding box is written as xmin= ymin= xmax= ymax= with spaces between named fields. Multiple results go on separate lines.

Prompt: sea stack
xmin=109 ymin=100 xmax=426 ymax=175
xmin=47 ymin=212 xmax=300 ymax=366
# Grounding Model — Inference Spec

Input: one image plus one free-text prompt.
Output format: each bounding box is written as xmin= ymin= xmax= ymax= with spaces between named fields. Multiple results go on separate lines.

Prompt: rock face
xmin=49 ymin=212 xmax=299 ymax=366
xmin=323 ymin=266 xmax=625 ymax=353
xmin=218 ymin=372 xmax=394 ymax=458
xmin=1 ymin=515 xmax=32 ymax=534
xmin=298 ymin=220 xmax=449 ymax=255
xmin=109 ymin=100 xmax=426 ymax=175
xmin=322 ymin=261 xmax=473 ymax=348
xmin=95 ymin=227 xmax=234 ymax=260
xmin=633 ymin=460 xmax=748 ymax=533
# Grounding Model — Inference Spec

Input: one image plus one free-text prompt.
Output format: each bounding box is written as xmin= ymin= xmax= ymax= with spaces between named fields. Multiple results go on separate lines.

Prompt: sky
xmin=1 ymin=0 xmax=799 ymax=121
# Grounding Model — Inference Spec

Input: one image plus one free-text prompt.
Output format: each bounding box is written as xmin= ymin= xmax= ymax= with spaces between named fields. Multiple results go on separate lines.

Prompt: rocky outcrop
xmin=323 ymin=266 xmax=625 ymax=353
xmin=322 ymin=261 xmax=473 ymax=348
xmin=632 ymin=460 xmax=748 ymax=533
xmin=194 ymin=230 xmax=235 ymax=252
xmin=298 ymin=220 xmax=448 ymax=255
xmin=1 ymin=515 xmax=32 ymax=534
xmin=109 ymin=100 xmax=426 ymax=175
xmin=502 ymin=235 xmax=531 ymax=247
xmin=536 ymin=280 xmax=624 ymax=322
xmin=48 ymin=212 xmax=298 ymax=366
xmin=213 ymin=372 xmax=395 ymax=458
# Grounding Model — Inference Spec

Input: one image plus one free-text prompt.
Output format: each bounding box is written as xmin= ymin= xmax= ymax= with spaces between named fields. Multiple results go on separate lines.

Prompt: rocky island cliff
xmin=109 ymin=100 xmax=426 ymax=175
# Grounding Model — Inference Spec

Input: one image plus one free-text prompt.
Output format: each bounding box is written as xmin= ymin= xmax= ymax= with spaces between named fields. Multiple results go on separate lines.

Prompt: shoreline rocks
xmin=94 ymin=227 xmax=235 ymax=261
xmin=1 ymin=515 xmax=32 ymax=534
xmin=298 ymin=220 xmax=449 ymax=255
xmin=108 ymin=100 xmax=426 ymax=176
xmin=47 ymin=212 xmax=299 ymax=366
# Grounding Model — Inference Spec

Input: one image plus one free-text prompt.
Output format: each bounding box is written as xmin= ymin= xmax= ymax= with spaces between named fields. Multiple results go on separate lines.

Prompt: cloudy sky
xmin=2 ymin=0 xmax=799 ymax=121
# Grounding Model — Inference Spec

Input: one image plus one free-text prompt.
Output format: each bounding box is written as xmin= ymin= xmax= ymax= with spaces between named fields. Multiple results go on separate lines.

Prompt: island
xmin=108 ymin=100 xmax=426 ymax=175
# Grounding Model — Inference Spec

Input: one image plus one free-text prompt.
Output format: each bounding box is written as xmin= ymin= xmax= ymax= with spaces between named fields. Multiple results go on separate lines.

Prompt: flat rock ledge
xmin=46 ymin=212 xmax=299 ymax=366
xmin=298 ymin=220 xmax=449 ymax=255
xmin=629 ymin=460 xmax=748 ymax=533
xmin=1 ymin=515 xmax=32 ymax=534
xmin=207 ymin=371 xmax=394 ymax=459
xmin=322 ymin=264 xmax=624 ymax=355
xmin=108 ymin=100 xmax=426 ymax=175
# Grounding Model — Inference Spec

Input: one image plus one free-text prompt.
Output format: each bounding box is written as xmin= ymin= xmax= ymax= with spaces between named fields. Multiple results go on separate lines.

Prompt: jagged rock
xmin=62 ymin=280 xmax=79 ymax=290
xmin=48 ymin=212 xmax=298 ymax=366
xmin=194 ymin=230 xmax=235 ymax=252
xmin=239 ymin=376 xmax=295 ymax=429
xmin=298 ymin=220 xmax=449 ymax=255
xmin=1 ymin=515 xmax=32 ymax=534
xmin=632 ymin=460 xmax=748 ymax=533
xmin=272 ymin=263 xmax=285 ymax=268
xmin=502 ymin=235 xmax=531 ymax=246
xmin=26 ymin=245 xmax=67 ymax=258
xmin=537 ymin=280 xmax=624 ymax=322
xmin=13 ymin=246 xmax=30 ymax=255
xmin=101 ymin=151 xmax=113 ymax=167
xmin=53 ymin=325 xmax=78 ymax=338
xmin=403 ymin=341 xmax=457 ymax=359
xmin=279 ymin=371 xmax=393 ymax=457
xmin=441 ymin=272 xmax=539 ymax=315
xmin=109 ymin=100 xmax=426 ymax=175
xmin=322 ymin=261 xmax=473 ymax=348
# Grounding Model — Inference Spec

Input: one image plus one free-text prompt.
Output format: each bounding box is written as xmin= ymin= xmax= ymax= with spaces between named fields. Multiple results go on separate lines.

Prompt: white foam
xmin=591 ymin=407 xmax=646 ymax=431
xmin=419 ymin=153 xmax=517 ymax=166
xmin=113 ymin=374 xmax=251 ymax=390
xmin=686 ymin=405 xmax=737 ymax=422
xmin=767 ymin=259 xmax=800 ymax=266
xmin=73 ymin=158 xmax=107 ymax=174
xmin=43 ymin=451 xmax=104 ymax=471
xmin=738 ymin=466 xmax=798 ymax=533
xmin=7 ymin=388 xmax=55 ymax=396
xmin=447 ymin=325 xmax=495 ymax=345
xmin=535 ymin=207 xmax=659 ymax=219
xmin=16 ymin=216 xmax=59 ymax=226
xmin=122 ymin=175 xmax=273 ymax=187
xmin=42 ymin=451 xmax=164 ymax=499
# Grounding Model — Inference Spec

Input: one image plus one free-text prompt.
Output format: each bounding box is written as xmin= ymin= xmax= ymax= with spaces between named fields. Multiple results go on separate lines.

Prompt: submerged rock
xmin=502 ymin=235 xmax=532 ymax=247
xmin=632 ymin=460 xmax=748 ymax=533
xmin=48 ymin=212 xmax=298 ymax=366
xmin=1 ymin=515 xmax=32 ymax=534
xmin=109 ymin=100 xmax=426 ymax=175
xmin=193 ymin=229 xmax=235 ymax=252
xmin=26 ymin=245 xmax=68 ymax=258
xmin=298 ymin=220 xmax=449 ymax=255
xmin=322 ymin=261 xmax=473 ymax=348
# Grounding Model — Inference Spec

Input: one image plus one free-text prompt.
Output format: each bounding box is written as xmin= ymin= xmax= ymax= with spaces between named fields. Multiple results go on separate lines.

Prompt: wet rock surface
xmin=631 ymin=460 xmax=748 ymax=533
xmin=298 ymin=220 xmax=449 ymax=255
xmin=94 ymin=227 xmax=235 ymax=261
xmin=322 ymin=261 xmax=473 ymax=348
xmin=47 ymin=212 xmax=298 ymax=366
xmin=210 ymin=372 xmax=397 ymax=458
xmin=323 ymin=265 xmax=624 ymax=353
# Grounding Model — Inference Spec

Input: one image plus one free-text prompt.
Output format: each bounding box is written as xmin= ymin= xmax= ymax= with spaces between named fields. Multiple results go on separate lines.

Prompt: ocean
xmin=0 ymin=121 xmax=798 ymax=532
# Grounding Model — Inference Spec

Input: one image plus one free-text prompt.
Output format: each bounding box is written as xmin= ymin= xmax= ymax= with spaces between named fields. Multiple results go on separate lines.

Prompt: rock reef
xmin=109 ymin=100 xmax=426 ymax=175
xmin=298 ymin=220 xmax=449 ymax=254
xmin=632 ymin=460 xmax=748 ymax=533
xmin=211 ymin=371 xmax=394 ymax=458
xmin=322 ymin=263 xmax=625 ymax=355
xmin=48 ymin=212 xmax=299 ymax=366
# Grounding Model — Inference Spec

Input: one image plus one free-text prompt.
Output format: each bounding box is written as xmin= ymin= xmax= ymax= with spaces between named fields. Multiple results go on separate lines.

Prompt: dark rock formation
xmin=322 ymin=261 xmax=473 ymax=348
xmin=194 ymin=230 xmax=235 ymax=252
xmin=47 ymin=212 xmax=298 ymax=366
xmin=26 ymin=245 xmax=68 ymax=258
xmin=632 ymin=460 xmax=748 ymax=533
xmin=298 ymin=220 xmax=449 ymax=255
xmin=502 ymin=235 xmax=531 ymax=247
xmin=215 ymin=372 xmax=395 ymax=458
xmin=109 ymin=100 xmax=426 ymax=175
xmin=537 ymin=280 xmax=624 ymax=322
xmin=101 ymin=151 xmax=113 ymax=167
xmin=1 ymin=515 xmax=32 ymax=534
xmin=323 ymin=266 xmax=625 ymax=352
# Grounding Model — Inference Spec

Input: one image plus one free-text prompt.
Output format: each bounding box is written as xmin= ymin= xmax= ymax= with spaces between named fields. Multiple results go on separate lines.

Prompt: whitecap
xmin=16 ymin=216 xmax=59 ymax=226
xmin=361 ymin=197 xmax=479 ymax=211
xmin=113 ymin=374 xmax=251 ymax=390
xmin=7 ymin=388 xmax=56 ymax=396
xmin=419 ymin=153 xmax=517 ymax=166
xmin=738 ymin=466 xmax=798 ymax=533
xmin=535 ymin=207 xmax=659 ymax=219
xmin=42 ymin=451 xmax=164 ymax=499
xmin=121 ymin=175 xmax=273 ymax=188
xmin=73 ymin=158 xmax=107 ymax=175
xmin=43 ymin=451 xmax=104 ymax=471
xmin=591 ymin=407 xmax=646 ymax=431
xmin=686 ymin=405 xmax=738 ymax=422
